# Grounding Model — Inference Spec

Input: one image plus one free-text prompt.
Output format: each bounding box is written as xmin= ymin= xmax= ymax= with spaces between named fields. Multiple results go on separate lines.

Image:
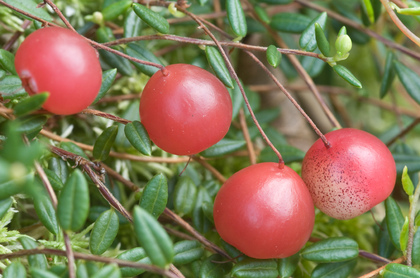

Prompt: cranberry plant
xmin=0 ymin=0 xmax=420 ymax=277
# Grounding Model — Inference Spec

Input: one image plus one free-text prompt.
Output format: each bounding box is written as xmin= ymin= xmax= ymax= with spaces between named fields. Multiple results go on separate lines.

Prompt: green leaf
xmin=205 ymin=46 xmax=233 ymax=88
xmin=231 ymin=258 xmax=278 ymax=278
xmin=260 ymin=144 xmax=305 ymax=163
xmin=255 ymin=5 xmax=270 ymax=24
xmin=133 ymin=206 xmax=174 ymax=268
xmin=332 ymin=64 xmax=362 ymax=88
xmin=93 ymin=125 xmax=119 ymax=161
xmin=16 ymin=115 xmax=47 ymax=135
xmin=98 ymin=49 xmax=134 ymax=76
xmin=412 ymin=228 xmax=420 ymax=266
xmin=299 ymin=12 xmax=327 ymax=52
xmin=315 ymin=23 xmax=330 ymax=56
xmin=278 ymin=253 xmax=300 ymax=278
xmin=416 ymin=210 xmax=420 ymax=227
xmin=139 ymin=173 xmax=168 ymax=219
xmin=102 ymin=0 xmax=132 ymax=20
xmin=124 ymin=8 xmax=143 ymax=38
xmin=48 ymin=157 xmax=68 ymax=185
xmin=0 ymin=75 xmax=26 ymax=99
xmin=132 ymin=3 xmax=170 ymax=34
xmin=14 ymin=93 xmax=49 ymax=117
xmin=91 ymin=264 xmax=121 ymax=278
xmin=393 ymin=154 xmax=420 ymax=175
xmin=93 ymin=69 xmax=117 ymax=104
xmin=199 ymin=254 xmax=232 ymax=278
xmin=0 ymin=198 xmax=12 ymax=220
xmin=257 ymin=0 xmax=292 ymax=4
xmin=300 ymin=237 xmax=359 ymax=263
xmin=378 ymin=219 xmax=396 ymax=259
xmin=226 ymin=0 xmax=247 ymax=38
xmin=200 ymin=139 xmax=246 ymax=157
xmin=193 ymin=187 xmax=213 ymax=233
xmin=49 ymin=265 xmax=68 ymax=277
xmin=385 ymin=197 xmax=405 ymax=250
xmin=266 ymin=45 xmax=282 ymax=68
xmin=0 ymin=49 xmax=17 ymax=74
xmin=125 ymin=43 xmax=163 ymax=77
xmin=361 ymin=0 xmax=375 ymax=24
xmin=124 ymin=121 xmax=151 ymax=156
xmin=270 ymin=13 xmax=311 ymax=33
xmin=3 ymin=261 xmax=26 ymax=278
xmin=301 ymin=54 xmax=326 ymax=78
xmin=4 ymin=0 xmax=52 ymax=22
xmin=19 ymin=237 xmax=48 ymax=269
xmin=380 ymin=51 xmax=396 ymax=98
xmin=76 ymin=263 xmax=89 ymax=278
xmin=31 ymin=269 xmax=60 ymax=278
xmin=33 ymin=192 xmax=59 ymax=235
xmin=173 ymin=176 xmax=198 ymax=217
xmin=382 ymin=263 xmax=420 ymax=278
xmin=116 ymin=247 xmax=151 ymax=277
xmin=173 ymin=240 xmax=204 ymax=265
xmin=59 ymin=141 xmax=89 ymax=160
xmin=311 ymin=259 xmax=357 ymax=278
xmin=400 ymin=216 xmax=409 ymax=252
xmin=394 ymin=60 xmax=420 ymax=104
xmin=402 ymin=166 xmax=414 ymax=196
xmin=57 ymin=169 xmax=90 ymax=232
xmin=90 ymin=209 xmax=120 ymax=255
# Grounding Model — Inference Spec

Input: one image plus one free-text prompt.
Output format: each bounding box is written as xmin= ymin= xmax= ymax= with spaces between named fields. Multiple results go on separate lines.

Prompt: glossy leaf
xmin=200 ymin=139 xmax=246 ymax=157
xmin=315 ymin=23 xmax=330 ymax=56
xmin=125 ymin=43 xmax=163 ymax=77
xmin=4 ymin=0 xmax=52 ymax=22
xmin=3 ymin=261 xmax=26 ymax=278
xmin=133 ymin=206 xmax=174 ymax=268
xmin=57 ymin=169 xmax=90 ymax=232
xmin=48 ymin=157 xmax=68 ymax=185
xmin=270 ymin=13 xmax=311 ymax=33
xmin=361 ymin=0 xmax=375 ymax=24
xmin=19 ymin=237 xmax=48 ymax=269
xmin=226 ymin=0 xmax=247 ymax=38
xmin=205 ymin=46 xmax=233 ymax=88
xmin=381 ymin=263 xmax=420 ymax=278
xmin=93 ymin=125 xmax=119 ymax=161
xmin=402 ymin=166 xmax=414 ymax=196
xmin=124 ymin=120 xmax=151 ymax=156
xmin=102 ymin=0 xmax=132 ymax=20
xmin=31 ymin=269 xmax=60 ymax=278
xmin=117 ymin=247 xmax=151 ymax=277
xmin=378 ymin=219 xmax=396 ymax=258
xmin=385 ymin=197 xmax=405 ymax=250
xmin=278 ymin=253 xmax=300 ymax=278
xmin=14 ymin=93 xmax=49 ymax=117
xmin=379 ymin=51 xmax=395 ymax=98
xmin=91 ymin=264 xmax=121 ymax=278
xmin=0 ymin=198 xmax=12 ymax=221
xmin=0 ymin=49 xmax=17 ymax=74
xmin=266 ymin=45 xmax=282 ymax=68
xmin=173 ymin=176 xmax=198 ymax=217
xmin=90 ymin=209 xmax=120 ymax=255
xmin=300 ymin=237 xmax=359 ymax=262
xmin=412 ymin=228 xmax=420 ymax=266
xmin=299 ymin=12 xmax=327 ymax=51
xmin=0 ymin=75 xmax=26 ymax=99
xmin=98 ymin=49 xmax=134 ymax=76
xmin=16 ymin=115 xmax=47 ymax=135
xmin=139 ymin=173 xmax=168 ymax=219
xmin=311 ymin=259 xmax=357 ymax=278
xmin=255 ymin=6 xmax=270 ymax=24
xmin=132 ymin=3 xmax=170 ymax=34
xmin=124 ymin=8 xmax=143 ymax=38
xmin=394 ymin=60 xmax=420 ymax=104
xmin=93 ymin=69 xmax=117 ymax=104
xmin=333 ymin=65 xmax=362 ymax=88
xmin=231 ymin=258 xmax=278 ymax=278
xmin=400 ymin=217 xmax=409 ymax=252
xmin=173 ymin=240 xmax=204 ymax=265
xmin=59 ymin=141 xmax=89 ymax=160
xmin=192 ymin=187 xmax=213 ymax=233
xmin=33 ymin=192 xmax=59 ymax=235
xmin=199 ymin=254 xmax=232 ymax=278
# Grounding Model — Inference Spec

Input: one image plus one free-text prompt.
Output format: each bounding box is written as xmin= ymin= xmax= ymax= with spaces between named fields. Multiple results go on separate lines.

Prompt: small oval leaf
xmin=102 ymin=0 xmax=132 ymax=21
xmin=93 ymin=68 xmax=118 ymax=104
xmin=125 ymin=43 xmax=163 ymax=77
xmin=0 ymin=75 xmax=26 ymax=99
xmin=199 ymin=254 xmax=232 ymax=278
xmin=133 ymin=206 xmax=174 ymax=268
xmin=0 ymin=49 xmax=17 ymax=74
xmin=400 ymin=216 xmax=409 ymax=252
xmin=226 ymin=0 xmax=247 ymax=38
xmin=270 ymin=13 xmax=311 ymax=33
xmin=231 ymin=258 xmax=278 ymax=278
xmin=412 ymin=228 xmax=420 ymax=266
xmin=173 ymin=240 xmax=204 ymax=265
xmin=394 ymin=60 xmax=420 ymax=105
xmin=91 ymin=264 xmax=121 ymax=278
xmin=132 ymin=3 xmax=170 ymax=34
xmin=57 ymin=169 xmax=90 ymax=232
xmin=200 ymin=139 xmax=246 ymax=157
xmin=4 ymin=261 xmax=26 ymax=278
xmin=19 ymin=237 xmax=48 ymax=269
xmin=205 ymin=46 xmax=234 ymax=88
xmin=385 ymin=197 xmax=405 ymax=250
xmin=33 ymin=192 xmax=59 ymax=235
xmin=14 ymin=92 xmax=49 ymax=117
xmin=315 ymin=23 xmax=330 ymax=56
xmin=117 ymin=247 xmax=151 ymax=277
xmin=0 ymin=198 xmax=13 ymax=220
xmin=379 ymin=51 xmax=396 ymax=98
xmin=402 ymin=166 xmax=414 ymax=196
xmin=299 ymin=12 xmax=328 ymax=52
xmin=124 ymin=8 xmax=143 ymax=38
xmin=173 ymin=176 xmax=197 ymax=217
xmin=311 ymin=259 xmax=357 ymax=278
xmin=378 ymin=219 xmax=396 ymax=258
xmin=266 ymin=45 xmax=282 ymax=68
xmin=300 ymin=237 xmax=359 ymax=263
xmin=278 ymin=253 xmax=300 ymax=278
xmin=93 ymin=125 xmax=119 ymax=161
xmin=192 ymin=187 xmax=213 ymax=233
xmin=90 ymin=209 xmax=120 ymax=255
xmin=333 ymin=64 xmax=362 ymax=88
xmin=124 ymin=120 xmax=151 ymax=156
xmin=139 ymin=173 xmax=168 ymax=219
xmin=382 ymin=263 xmax=420 ymax=278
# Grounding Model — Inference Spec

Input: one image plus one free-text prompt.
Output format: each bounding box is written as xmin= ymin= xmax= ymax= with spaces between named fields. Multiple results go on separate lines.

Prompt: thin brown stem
xmin=3 ymin=20 xmax=31 ymax=51
xmin=0 ymin=248 xmax=178 ymax=278
xmin=43 ymin=0 xmax=76 ymax=31
xmin=63 ymin=232 xmax=75 ymax=278
xmin=238 ymin=109 xmax=257 ymax=165
xmin=81 ymin=109 xmax=131 ymax=125
xmin=386 ymin=118 xmax=420 ymax=147
xmin=179 ymin=6 xmax=285 ymax=167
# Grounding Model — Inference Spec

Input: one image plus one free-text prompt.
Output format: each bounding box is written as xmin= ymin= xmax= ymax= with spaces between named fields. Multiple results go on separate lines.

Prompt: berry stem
xmin=179 ymin=6 xmax=285 ymax=167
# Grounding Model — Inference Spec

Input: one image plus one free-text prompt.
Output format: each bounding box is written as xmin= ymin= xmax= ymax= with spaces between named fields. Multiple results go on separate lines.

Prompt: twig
xmin=81 ymin=109 xmax=131 ymax=125
xmin=42 ymin=0 xmax=76 ymax=31
xmin=358 ymin=257 xmax=405 ymax=278
xmin=386 ymin=118 xmax=420 ymax=147
xmin=63 ymin=232 xmax=75 ymax=278
xmin=0 ymin=248 xmax=179 ymax=278
xmin=238 ymin=109 xmax=256 ymax=165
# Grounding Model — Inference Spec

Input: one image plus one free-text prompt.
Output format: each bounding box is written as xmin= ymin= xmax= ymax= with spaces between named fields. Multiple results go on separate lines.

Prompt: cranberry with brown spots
xmin=301 ymin=128 xmax=396 ymax=220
